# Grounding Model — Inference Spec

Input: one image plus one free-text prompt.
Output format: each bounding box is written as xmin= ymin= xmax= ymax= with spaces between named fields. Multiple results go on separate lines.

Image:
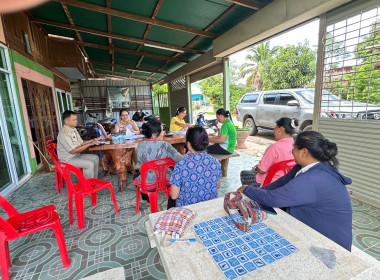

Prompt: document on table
xmin=125 ymin=128 xmax=145 ymax=140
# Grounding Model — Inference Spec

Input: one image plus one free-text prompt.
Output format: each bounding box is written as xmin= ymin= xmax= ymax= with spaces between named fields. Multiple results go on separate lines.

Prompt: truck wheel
xmin=303 ymin=125 xmax=313 ymax=131
xmin=244 ymin=118 xmax=258 ymax=136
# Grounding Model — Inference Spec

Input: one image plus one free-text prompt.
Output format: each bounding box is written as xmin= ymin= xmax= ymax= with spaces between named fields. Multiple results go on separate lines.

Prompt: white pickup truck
xmin=236 ymin=88 xmax=380 ymax=136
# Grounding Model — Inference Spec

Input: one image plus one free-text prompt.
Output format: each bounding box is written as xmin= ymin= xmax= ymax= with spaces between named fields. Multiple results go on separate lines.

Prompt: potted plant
xmin=235 ymin=127 xmax=251 ymax=149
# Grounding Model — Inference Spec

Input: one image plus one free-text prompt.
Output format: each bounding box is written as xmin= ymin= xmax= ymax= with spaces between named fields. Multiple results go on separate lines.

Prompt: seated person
xmin=237 ymin=131 xmax=353 ymax=251
xmin=114 ymin=109 xmax=140 ymax=134
xmin=207 ymin=108 xmax=236 ymax=154
xmin=240 ymin=117 xmax=298 ymax=187
xmin=170 ymin=125 xmax=222 ymax=207
xmin=132 ymin=119 xmax=185 ymax=201
xmin=169 ymin=107 xmax=192 ymax=133
xmin=57 ymin=110 xmax=103 ymax=179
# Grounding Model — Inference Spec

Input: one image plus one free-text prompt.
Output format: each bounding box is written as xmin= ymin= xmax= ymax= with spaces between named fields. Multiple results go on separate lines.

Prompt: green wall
xmin=8 ymin=50 xmax=54 ymax=172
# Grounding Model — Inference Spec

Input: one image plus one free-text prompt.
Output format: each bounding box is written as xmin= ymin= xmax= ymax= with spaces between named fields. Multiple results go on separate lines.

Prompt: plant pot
xmin=236 ymin=129 xmax=250 ymax=149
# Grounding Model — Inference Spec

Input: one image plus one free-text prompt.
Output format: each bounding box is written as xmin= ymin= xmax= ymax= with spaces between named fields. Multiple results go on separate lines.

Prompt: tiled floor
xmin=1 ymin=152 xmax=379 ymax=279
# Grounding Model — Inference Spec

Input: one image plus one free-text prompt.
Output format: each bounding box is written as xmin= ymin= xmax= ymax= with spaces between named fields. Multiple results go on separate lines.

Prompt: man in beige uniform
xmin=57 ymin=110 xmax=103 ymax=179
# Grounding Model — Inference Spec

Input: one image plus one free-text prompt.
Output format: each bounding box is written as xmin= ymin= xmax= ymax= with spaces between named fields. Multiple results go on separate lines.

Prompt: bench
xmin=209 ymin=151 xmax=240 ymax=177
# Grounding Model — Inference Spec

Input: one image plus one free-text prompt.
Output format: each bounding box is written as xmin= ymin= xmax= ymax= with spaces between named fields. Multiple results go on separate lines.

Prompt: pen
xmin=169 ymin=238 xmax=197 ymax=243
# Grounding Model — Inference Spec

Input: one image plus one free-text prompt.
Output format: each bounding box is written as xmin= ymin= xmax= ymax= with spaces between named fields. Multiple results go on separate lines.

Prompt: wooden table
xmin=147 ymin=197 xmax=380 ymax=280
xmin=89 ymin=135 xmax=186 ymax=191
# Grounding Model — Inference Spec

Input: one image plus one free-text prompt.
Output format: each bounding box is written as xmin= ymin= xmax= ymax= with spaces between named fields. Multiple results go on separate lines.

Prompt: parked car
xmin=236 ymin=88 xmax=380 ymax=136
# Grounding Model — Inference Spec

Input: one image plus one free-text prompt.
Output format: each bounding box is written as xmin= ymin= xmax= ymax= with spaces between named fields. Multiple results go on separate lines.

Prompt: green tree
xmin=240 ymin=42 xmax=279 ymax=87
xmin=261 ymin=41 xmax=316 ymax=89
xmin=343 ymin=21 xmax=380 ymax=104
xmin=152 ymin=84 xmax=168 ymax=95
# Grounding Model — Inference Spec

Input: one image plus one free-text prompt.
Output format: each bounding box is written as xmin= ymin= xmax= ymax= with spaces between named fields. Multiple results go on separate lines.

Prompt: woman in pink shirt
xmin=240 ymin=117 xmax=299 ymax=187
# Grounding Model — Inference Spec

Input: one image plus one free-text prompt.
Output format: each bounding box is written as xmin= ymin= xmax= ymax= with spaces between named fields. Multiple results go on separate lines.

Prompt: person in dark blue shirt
xmin=238 ymin=131 xmax=353 ymax=251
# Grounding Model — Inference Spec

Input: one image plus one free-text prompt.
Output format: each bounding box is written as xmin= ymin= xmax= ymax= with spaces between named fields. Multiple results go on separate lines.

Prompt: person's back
xmin=285 ymin=163 xmax=352 ymax=251
xmin=171 ymin=152 xmax=221 ymax=206
xmin=170 ymin=125 xmax=222 ymax=207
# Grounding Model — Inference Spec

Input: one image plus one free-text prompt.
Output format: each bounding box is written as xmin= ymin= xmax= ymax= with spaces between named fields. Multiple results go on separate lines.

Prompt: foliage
xmin=261 ymin=41 xmax=316 ymax=89
xmin=239 ymin=42 xmax=279 ymax=88
xmin=341 ymin=21 xmax=380 ymax=104
xmin=152 ymin=84 xmax=168 ymax=96
xmin=199 ymin=74 xmax=254 ymax=111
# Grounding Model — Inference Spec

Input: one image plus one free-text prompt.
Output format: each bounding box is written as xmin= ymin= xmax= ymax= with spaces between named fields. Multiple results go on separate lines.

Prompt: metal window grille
xmin=321 ymin=6 xmax=380 ymax=121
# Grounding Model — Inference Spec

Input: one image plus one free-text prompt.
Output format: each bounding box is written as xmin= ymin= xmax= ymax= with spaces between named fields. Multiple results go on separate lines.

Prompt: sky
xmin=229 ymin=19 xmax=320 ymax=84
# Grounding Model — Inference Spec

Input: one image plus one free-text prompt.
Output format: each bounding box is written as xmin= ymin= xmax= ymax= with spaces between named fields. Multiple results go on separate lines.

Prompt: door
xmin=257 ymin=92 xmax=278 ymax=128
xmin=275 ymin=92 xmax=301 ymax=121
xmin=22 ymin=79 xmax=59 ymax=165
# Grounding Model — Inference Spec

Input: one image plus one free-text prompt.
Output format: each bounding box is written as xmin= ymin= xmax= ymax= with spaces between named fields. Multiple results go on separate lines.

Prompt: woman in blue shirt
xmin=238 ymin=131 xmax=353 ymax=251
xmin=170 ymin=125 xmax=222 ymax=207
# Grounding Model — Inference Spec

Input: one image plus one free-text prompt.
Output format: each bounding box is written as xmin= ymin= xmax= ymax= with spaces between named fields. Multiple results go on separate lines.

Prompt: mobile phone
xmin=252 ymin=201 xmax=277 ymax=215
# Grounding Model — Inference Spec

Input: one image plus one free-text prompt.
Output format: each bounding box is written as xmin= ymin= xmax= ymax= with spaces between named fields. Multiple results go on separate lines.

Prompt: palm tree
xmin=240 ymin=42 xmax=279 ymax=87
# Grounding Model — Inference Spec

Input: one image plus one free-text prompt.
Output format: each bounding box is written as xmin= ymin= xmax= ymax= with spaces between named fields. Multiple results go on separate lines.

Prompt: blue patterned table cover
xmin=193 ymin=214 xmax=298 ymax=279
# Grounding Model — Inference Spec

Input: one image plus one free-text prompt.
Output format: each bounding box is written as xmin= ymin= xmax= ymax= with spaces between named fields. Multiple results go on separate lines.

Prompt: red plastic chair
xmin=46 ymin=140 xmax=63 ymax=193
xmin=261 ymin=159 xmax=296 ymax=187
xmin=56 ymin=162 xmax=119 ymax=229
xmin=133 ymin=158 xmax=175 ymax=215
xmin=0 ymin=196 xmax=70 ymax=280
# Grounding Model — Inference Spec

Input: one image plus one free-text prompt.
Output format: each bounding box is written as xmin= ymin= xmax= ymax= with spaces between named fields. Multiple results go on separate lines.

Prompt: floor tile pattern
xmin=1 ymin=151 xmax=379 ymax=279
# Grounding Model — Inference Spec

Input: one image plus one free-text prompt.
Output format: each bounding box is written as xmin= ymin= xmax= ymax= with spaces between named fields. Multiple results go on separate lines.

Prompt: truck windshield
xmin=294 ymin=89 xmax=340 ymax=104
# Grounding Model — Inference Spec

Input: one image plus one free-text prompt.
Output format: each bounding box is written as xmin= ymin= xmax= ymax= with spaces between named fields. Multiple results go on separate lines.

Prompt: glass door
xmin=0 ymin=45 xmax=29 ymax=194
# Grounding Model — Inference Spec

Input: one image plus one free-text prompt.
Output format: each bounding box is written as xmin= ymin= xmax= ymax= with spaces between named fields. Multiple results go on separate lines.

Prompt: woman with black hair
xmin=238 ymin=131 xmax=353 ymax=251
xmin=169 ymin=125 xmax=222 ymax=207
xmin=132 ymin=119 xmax=185 ymax=201
xmin=207 ymin=108 xmax=236 ymax=154
xmin=169 ymin=107 xmax=193 ymax=133
xmin=114 ymin=109 xmax=140 ymax=134
xmin=240 ymin=117 xmax=298 ymax=187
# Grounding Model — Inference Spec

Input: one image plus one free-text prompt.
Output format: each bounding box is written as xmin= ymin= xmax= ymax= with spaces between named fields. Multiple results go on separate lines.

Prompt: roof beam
xmin=213 ymin=0 xmax=352 ymax=58
xmin=32 ymin=18 xmax=204 ymax=54
xmin=56 ymin=0 xmax=216 ymax=38
xmin=225 ymin=0 xmax=265 ymax=10
xmin=158 ymin=4 xmax=239 ymax=71
xmin=106 ymin=0 xmax=114 ymax=72
xmin=91 ymin=60 xmax=169 ymax=75
xmin=76 ymin=41 xmax=189 ymax=63
xmin=94 ymin=68 xmax=159 ymax=81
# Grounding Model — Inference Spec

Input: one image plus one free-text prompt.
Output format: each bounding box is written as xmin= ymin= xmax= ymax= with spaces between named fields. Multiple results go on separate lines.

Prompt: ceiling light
xmin=144 ymin=43 xmax=184 ymax=53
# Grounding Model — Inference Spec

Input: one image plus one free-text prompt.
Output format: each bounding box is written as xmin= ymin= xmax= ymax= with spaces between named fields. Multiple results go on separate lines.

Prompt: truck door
xmin=276 ymin=92 xmax=300 ymax=121
xmin=257 ymin=92 xmax=278 ymax=128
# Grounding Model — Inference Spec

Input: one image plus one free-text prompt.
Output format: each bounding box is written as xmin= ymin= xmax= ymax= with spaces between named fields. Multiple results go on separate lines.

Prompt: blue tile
xmin=279 ymin=248 xmax=291 ymax=256
xmin=248 ymin=241 xmax=259 ymax=249
xmin=256 ymin=238 xmax=267 ymax=245
xmin=207 ymin=220 xmax=216 ymax=225
xmin=222 ymin=250 xmax=234 ymax=259
xmin=244 ymin=262 xmax=257 ymax=272
xmin=217 ymin=244 xmax=228 ymax=251
xmin=208 ymin=247 xmax=218 ymax=255
xmin=271 ymin=251 xmax=283 ymax=260
xmin=214 ymin=218 xmax=223 ymax=223
xmin=255 ymin=248 xmax=266 ymax=256
xmin=287 ymin=245 xmax=297 ymax=252
xmin=239 ymin=244 xmax=250 ymax=252
xmin=203 ymin=240 xmax=213 ymax=247
xmin=227 ymin=232 xmax=237 ymax=238
xmin=224 ymin=269 xmax=237 ymax=279
xmin=245 ymin=251 xmax=258 ymax=259
xmin=237 ymin=254 xmax=249 ymax=263
xmin=200 ymin=222 xmax=208 ymax=227
xmin=220 ymin=235 xmax=229 ymax=241
xmin=250 ymin=232 xmax=259 ymax=239
xmin=227 ymin=257 xmax=240 ymax=267
xmin=233 ymin=238 xmax=243 ymax=245
xmin=207 ymin=232 xmax=217 ymax=238
xmin=211 ymin=224 xmax=219 ymax=230
xmin=271 ymin=242 xmax=282 ymax=249
xmin=231 ymin=247 xmax=242 ymax=255
xmin=279 ymin=239 xmax=290 ymax=246
xmin=264 ymin=236 xmax=274 ymax=242
xmin=223 ymin=227 xmax=232 ymax=233
xmin=218 ymin=261 xmax=231 ymax=271
xmin=212 ymin=237 xmax=222 ymax=244
xmin=262 ymin=254 xmax=276 ymax=264
xmin=234 ymin=265 xmax=247 ymax=276
xmin=195 ymin=229 xmax=204 ymax=235
xmin=212 ymin=253 xmax=224 ymax=262
xmin=253 ymin=258 xmax=265 ymax=267
xmin=263 ymin=244 xmax=275 ymax=252
xmin=215 ymin=229 xmax=224 ymax=235
xmin=265 ymin=228 xmax=275 ymax=234
xmin=226 ymin=241 xmax=235 ymax=248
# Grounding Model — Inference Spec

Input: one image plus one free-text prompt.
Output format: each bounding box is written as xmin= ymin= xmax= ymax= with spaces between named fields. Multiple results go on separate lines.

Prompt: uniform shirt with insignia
xmin=57 ymin=125 xmax=84 ymax=161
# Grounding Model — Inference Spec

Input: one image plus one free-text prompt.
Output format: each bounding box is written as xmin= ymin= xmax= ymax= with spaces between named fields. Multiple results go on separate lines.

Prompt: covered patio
xmin=2 ymin=151 xmax=380 ymax=279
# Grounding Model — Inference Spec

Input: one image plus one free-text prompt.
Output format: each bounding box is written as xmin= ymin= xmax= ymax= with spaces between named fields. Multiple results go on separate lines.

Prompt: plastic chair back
xmin=56 ymin=162 xmax=93 ymax=193
xmin=140 ymin=158 xmax=176 ymax=194
xmin=261 ymin=159 xmax=296 ymax=187
xmin=0 ymin=196 xmax=20 ymax=239
xmin=46 ymin=140 xmax=58 ymax=162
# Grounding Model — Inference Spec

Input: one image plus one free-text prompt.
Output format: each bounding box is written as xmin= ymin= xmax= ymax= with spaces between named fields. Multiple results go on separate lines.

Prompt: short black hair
xmin=62 ymin=110 xmax=76 ymax=123
xmin=141 ymin=119 xmax=162 ymax=139
xmin=186 ymin=125 xmax=209 ymax=151
xmin=175 ymin=107 xmax=186 ymax=116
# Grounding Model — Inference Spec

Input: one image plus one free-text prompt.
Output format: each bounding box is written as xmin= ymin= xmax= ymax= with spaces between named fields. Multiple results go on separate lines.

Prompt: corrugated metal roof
xmin=29 ymin=0 xmax=273 ymax=83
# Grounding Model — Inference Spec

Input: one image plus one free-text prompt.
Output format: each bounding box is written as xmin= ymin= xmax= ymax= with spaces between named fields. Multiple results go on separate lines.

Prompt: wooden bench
xmin=209 ymin=151 xmax=240 ymax=177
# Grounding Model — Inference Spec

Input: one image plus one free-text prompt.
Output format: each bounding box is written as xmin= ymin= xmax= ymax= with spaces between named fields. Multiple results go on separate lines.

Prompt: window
xmin=263 ymin=93 xmax=277 ymax=104
xmin=278 ymin=93 xmax=296 ymax=105
xmin=241 ymin=94 xmax=259 ymax=103
xmin=322 ymin=7 xmax=380 ymax=120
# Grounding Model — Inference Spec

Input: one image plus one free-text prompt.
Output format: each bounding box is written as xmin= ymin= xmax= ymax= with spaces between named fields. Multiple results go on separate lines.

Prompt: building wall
xmin=8 ymin=50 xmax=57 ymax=172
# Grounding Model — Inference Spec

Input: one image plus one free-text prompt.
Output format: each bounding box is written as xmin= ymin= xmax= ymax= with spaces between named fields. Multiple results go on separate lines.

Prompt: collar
xmin=63 ymin=125 xmax=77 ymax=132
xmin=295 ymin=162 xmax=320 ymax=177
